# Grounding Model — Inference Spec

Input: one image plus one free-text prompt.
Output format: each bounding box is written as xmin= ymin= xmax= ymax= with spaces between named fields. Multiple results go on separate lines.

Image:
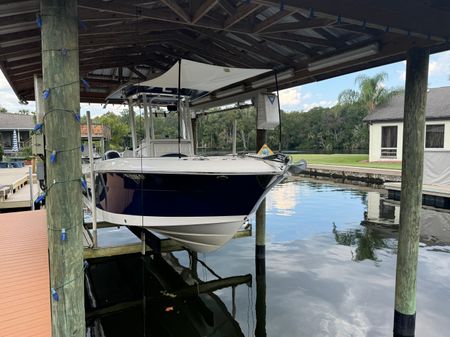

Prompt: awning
xmin=139 ymin=59 xmax=271 ymax=92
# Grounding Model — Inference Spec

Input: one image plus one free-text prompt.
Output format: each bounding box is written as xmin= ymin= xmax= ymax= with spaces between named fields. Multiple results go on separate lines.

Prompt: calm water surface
xmin=86 ymin=178 xmax=450 ymax=337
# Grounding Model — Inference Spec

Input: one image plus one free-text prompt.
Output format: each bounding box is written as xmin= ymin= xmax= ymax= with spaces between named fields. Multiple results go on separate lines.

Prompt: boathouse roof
xmin=1 ymin=1 xmax=450 ymax=104
xmin=364 ymin=86 xmax=450 ymax=123
xmin=0 ymin=112 xmax=34 ymax=130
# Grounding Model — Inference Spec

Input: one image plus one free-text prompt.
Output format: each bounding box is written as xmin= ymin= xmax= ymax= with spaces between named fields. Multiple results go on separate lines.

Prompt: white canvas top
xmin=139 ymin=59 xmax=271 ymax=92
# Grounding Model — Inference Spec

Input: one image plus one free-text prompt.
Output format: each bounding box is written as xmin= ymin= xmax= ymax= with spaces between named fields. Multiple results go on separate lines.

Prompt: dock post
xmin=393 ymin=47 xmax=429 ymax=337
xmin=256 ymin=128 xmax=267 ymax=337
xmin=232 ymin=118 xmax=237 ymax=155
xmin=41 ymin=0 xmax=85 ymax=335
xmin=128 ymin=98 xmax=137 ymax=156
xmin=86 ymin=111 xmax=97 ymax=247
xmin=256 ymin=129 xmax=267 ymax=262
xmin=191 ymin=117 xmax=197 ymax=155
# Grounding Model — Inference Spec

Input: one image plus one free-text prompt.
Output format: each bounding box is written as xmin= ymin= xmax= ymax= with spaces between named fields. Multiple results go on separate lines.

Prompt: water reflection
xmin=85 ymin=252 xmax=251 ymax=337
xmin=364 ymin=191 xmax=450 ymax=247
xmin=85 ymin=178 xmax=450 ymax=337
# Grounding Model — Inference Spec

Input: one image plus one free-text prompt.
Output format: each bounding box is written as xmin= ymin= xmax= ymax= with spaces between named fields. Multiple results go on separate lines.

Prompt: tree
xmin=354 ymin=72 xmax=401 ymax=113
xmin=0 ymin=106 xmax=7 ymax=113
xmin=93 ymin=111 xmax=130 ymax=150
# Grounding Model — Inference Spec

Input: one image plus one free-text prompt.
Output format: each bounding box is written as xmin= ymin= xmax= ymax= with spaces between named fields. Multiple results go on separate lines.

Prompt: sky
xmin=1 ymin=50 xmax=450 ymax=117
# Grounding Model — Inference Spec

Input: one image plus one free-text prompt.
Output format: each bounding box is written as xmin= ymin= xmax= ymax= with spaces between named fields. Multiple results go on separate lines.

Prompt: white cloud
xmin=428 ymin=51 xmax=450 ymax=77
xmin=395 ymin=51 xmax=450 ymax=85
xmin=397 ymin=70 xmax=406 ymax=81
xmin=302 ymin=100 xmax=337 ymax=112
xmin=0 ymin=71 xmax=12 ymax=90
xmin=279 ymin=87 xmax=314 ymax=112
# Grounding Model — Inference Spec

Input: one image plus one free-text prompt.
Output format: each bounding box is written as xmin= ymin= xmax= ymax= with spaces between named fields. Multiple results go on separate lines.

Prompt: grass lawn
xmin=290 ymin=153 xmax=402 ymax=170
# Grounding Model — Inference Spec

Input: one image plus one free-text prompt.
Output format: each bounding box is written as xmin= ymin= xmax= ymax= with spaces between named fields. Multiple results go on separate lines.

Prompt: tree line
xmin=92 ymin=72 xmax=401 ymax=153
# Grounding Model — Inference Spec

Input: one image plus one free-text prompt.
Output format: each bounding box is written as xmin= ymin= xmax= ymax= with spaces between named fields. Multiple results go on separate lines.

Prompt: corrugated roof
xmin=0 ymin=112 xmax=34 ymax=129
xmin=364 ymin=87 xmax=450 ymax=122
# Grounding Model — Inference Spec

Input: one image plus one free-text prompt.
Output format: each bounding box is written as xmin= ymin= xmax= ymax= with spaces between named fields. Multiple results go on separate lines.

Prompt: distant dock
xmin=0 ymin=167 xmax=39 ymax=210
xmin=302 ymin=164 xmax=401 ymax=184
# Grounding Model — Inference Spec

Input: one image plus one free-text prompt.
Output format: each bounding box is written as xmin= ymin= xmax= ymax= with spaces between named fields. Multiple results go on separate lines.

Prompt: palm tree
xmin=355 ymin=72 xmax=401 ymax=113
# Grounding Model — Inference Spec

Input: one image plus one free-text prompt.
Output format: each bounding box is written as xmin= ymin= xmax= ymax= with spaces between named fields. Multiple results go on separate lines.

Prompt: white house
xmin=364 ymin=87 xmax=450 ymax=162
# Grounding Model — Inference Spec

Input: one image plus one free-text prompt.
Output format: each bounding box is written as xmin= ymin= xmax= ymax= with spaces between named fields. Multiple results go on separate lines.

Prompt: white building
xmin=364 ymin=87 xmax=450 ymax=162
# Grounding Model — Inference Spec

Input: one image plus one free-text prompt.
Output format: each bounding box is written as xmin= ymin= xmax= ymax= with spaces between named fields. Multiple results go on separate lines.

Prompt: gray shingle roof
xmin=363 ymin=86 xmax=450 ymax=123
xmin=0 ymin=113 xmax=34 ymax=130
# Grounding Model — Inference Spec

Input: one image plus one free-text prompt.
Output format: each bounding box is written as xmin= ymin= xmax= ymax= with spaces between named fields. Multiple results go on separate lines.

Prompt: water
xmin=85 ymin=178 xmax=450 ymax=337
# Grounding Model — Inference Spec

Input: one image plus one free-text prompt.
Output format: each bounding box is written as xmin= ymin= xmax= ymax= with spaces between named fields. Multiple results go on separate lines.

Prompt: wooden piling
xmin=256 ymin=129 xmax=267 ymax=260
xmin=41 ymin=0 xmax=85 ymax=335
xmin=255 ymin=118 xmax=267 ymax=337
xmin=393 ymin=47 xmax=429 ymax=337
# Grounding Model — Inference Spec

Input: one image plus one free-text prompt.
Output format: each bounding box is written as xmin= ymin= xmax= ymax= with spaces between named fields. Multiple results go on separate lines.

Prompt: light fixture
xmin=250 ymin=69 xmax=295 ymax=89
xmin=215 ymin=85 xmax=245 ymax=98
xmin=191 ymin=94 xmax=212 ymax=105
xmin=307 ymin=43 xmax=379 ymax=72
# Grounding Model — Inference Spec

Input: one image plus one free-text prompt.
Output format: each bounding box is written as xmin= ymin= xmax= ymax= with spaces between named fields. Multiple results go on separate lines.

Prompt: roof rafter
xmin=253 ymin=9 xmax=294 ymax=33
xmin=160 ymin=0 xmax=191 ymax=23
xmin=192 ymin=0 xmax=218 ymax=24
xmin=223 ymin=3 xmax=262 ymax=29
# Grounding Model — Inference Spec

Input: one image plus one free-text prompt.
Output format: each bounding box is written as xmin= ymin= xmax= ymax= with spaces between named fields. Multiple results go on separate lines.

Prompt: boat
xmin=85 ymin=59 xmax=302 ymax=252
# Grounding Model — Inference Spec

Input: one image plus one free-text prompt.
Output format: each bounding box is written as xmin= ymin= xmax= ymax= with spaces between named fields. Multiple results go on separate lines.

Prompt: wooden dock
xmin=302 ymin=164 xmax=401 ymax=184
xmin=0 ymin=167 xmax=39 ymax=210
xmin=0 ymin=210 xmax=51 ymax=336
xmin=385 ymin=182 xmax=450 ymax=209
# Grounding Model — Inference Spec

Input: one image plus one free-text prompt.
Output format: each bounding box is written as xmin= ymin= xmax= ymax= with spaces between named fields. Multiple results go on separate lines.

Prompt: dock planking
xmin=0 ymin=167 xmax=39 ymax=209
xmin=0 ymin=210 xmax=51 ymax=337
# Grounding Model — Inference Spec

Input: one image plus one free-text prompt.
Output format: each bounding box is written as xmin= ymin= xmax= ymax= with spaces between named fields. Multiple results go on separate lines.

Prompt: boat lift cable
xmin=188 ymin=251 xmax=222 ymax=280
xmin=274 ymin=71 xmax=282 ymax=153
xmin=177 ymin=59 xmax=182 ymax=158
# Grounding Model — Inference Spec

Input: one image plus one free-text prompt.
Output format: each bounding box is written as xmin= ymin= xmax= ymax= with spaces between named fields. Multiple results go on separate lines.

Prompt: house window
xmin=381 ymin=126 xmax=398 ymax=158
xmin=425 ymin=124 xmax=444 ymax=148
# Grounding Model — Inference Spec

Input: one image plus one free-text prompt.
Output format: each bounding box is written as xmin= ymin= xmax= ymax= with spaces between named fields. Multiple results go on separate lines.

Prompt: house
xmin=364 ymin=87 xmax=450 ymax=162
xmin=0 ymin=113 xmax=35 ymax=155
xmin=80 ymin=123 xmax=111 ymax=157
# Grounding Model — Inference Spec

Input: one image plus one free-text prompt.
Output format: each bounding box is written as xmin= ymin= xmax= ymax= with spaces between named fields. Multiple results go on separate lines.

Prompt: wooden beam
xmin=261 ymin=32 xmax=342 ymax=47
xmin=218 ymin=0 xmax=236 ymax=16
xmin=0 ymin=12 xmax=36 ymax=28
xmin=160 ymin=0 xmax=191 ymax=23
xmin=0 ymin=28 xmax=40 ymax=44
xmin=192 ymin=0 xmax=218 ymax=24
xmin=262 ymin=18 xmax=333 ymax=33
xmin=252 ymin=0 xmax=449 ymax=40
xmin=0 ymin=42 xmax=41 ymax=60
xmin=183 ymin=29 xmax=269 ymax=67
xmin=224 ymin=3 xmax=262 ymax=29
xmin=41 ymin=0 xmax=84 ymax=335
xmin=127 ymin=66 xmax=147 ymax=80
xmin=253 ymin=9 xmax=294 ymax=33
xmin=261 ymin=35 xmax=317 ymax=57
xmin=235 ymin=34 xmax=293 ymax=66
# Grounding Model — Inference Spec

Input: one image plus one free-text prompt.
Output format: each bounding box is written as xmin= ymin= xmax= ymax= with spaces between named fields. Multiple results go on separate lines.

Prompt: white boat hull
xmin=95 ymin=207 xmax=246 ymax=252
